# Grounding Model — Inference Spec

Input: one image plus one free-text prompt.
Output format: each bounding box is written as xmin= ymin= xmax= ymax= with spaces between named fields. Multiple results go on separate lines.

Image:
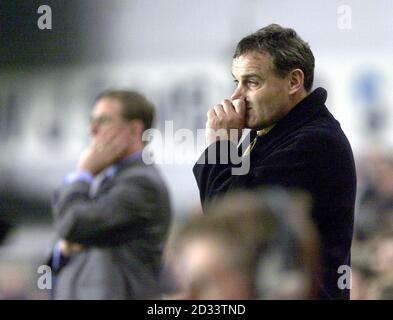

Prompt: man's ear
xmin=129 ymin=119 xmax=145 ymax=138
xmin=288 ymin=69 xmax=305 ymax=95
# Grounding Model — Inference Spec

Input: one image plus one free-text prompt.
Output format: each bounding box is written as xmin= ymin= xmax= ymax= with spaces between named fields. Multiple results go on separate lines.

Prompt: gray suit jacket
xmin=51 ymin=158 xmax=172 ymax=299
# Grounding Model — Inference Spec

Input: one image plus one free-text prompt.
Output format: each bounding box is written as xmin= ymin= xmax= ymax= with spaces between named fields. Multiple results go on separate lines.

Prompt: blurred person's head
xmin=231 ymin=24 xmax=315 ymax=130
xmin=253 ymin=189 xmax=320 ymax=299
xmin=89 ymin=89 xmax=155 ymax=155
xmin=169 ymin=188 xmax=319 ymax=300
xmin=371 ymin=231 xmax=393 ymax=275
xmin=173 ymin=234 xmax=253 ymax=300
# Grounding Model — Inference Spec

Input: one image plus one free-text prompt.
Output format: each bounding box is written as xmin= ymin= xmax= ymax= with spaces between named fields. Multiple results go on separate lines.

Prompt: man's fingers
xmin=93 ymin=125 xmax=128 ymax=153
xmin=95 ymin=124 xmax=125 ymax=145
xmin=205 ymin=99 xmax=245 ymax=144
xmin=232 ymin=99 xmax=246 ymax=116
xmin=100 ymin=125 xmax=121 ymax=142
xmin=207 ymin=108 xmax=216 ymax=118
xmin=213 ymin=104 xmax=226 ymax=119
xmin=113 ymin=132 xmax=131 ymax=156
xmin=222 ymin=99 xmax=235 ymax=114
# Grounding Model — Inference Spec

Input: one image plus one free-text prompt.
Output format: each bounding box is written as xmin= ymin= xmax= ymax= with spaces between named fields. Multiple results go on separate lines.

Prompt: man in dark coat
xmin=193 ymin=24 xmax=356 ymax=299
xmin=50 ymin=90 xmax=172 ymax=299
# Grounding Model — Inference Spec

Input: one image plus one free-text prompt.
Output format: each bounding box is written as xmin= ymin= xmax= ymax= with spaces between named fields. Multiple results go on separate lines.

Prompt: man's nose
xmin=231 ymin=86 xmax=245 ymax=101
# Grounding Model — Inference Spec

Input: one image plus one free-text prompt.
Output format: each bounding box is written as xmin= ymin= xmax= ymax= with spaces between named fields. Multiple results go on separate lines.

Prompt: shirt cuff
xmin=51 ymin=242 xmax=62 ymax=271
xmin=51 ymin=242 xmax=70 ymax=273
xmin=63 ymin=170 xmax=93 ymax=185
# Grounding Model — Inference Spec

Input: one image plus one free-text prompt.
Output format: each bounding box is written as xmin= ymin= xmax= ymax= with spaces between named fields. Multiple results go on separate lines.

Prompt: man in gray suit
xmin=50 ymin=90 xmax=172 ymax=299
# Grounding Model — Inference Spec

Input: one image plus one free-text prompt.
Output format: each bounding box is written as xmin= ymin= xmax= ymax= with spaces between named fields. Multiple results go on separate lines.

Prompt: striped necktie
xmin=242 ymin=126 xmax=274 ymax=157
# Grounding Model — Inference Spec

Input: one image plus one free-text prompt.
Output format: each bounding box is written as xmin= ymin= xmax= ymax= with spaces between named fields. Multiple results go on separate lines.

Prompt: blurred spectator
xmin=48 ymin=89 xmax=172 ymax=299
xmin=165 ymin=188 xmax=319 ymax=300
xmin=351 ymin=214 xmax=393 ymax=299
xmin=355 ymin=147 xmax=393 ymax=242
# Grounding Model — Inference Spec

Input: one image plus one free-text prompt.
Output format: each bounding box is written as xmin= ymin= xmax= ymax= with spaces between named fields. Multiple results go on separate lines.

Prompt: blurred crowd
xmin=351 ymin=146 xmax=393 ymax=299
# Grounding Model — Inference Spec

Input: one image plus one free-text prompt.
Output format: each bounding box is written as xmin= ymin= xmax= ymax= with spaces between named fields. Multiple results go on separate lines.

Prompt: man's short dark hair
xmin=95 ymin=89 xmax=155 ymax=130
xmin=234 ymin=24 xmax=315 ymax=92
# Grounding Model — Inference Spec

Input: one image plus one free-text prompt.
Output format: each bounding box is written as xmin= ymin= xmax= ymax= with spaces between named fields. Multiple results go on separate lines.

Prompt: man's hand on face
xmin=205 ymin=99 xmax=246 ymax=145
xmin=78 ymin=125 xmax=131 ymax=176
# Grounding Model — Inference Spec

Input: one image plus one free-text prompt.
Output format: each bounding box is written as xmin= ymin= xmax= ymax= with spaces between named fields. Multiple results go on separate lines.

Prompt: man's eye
xmin=91 ymin=117 xmax=111 ymax=126
xmin=248 ymin=80 xmax=258 ymax=86
xmin=233 ymin=79 xmax=239 ymax=85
